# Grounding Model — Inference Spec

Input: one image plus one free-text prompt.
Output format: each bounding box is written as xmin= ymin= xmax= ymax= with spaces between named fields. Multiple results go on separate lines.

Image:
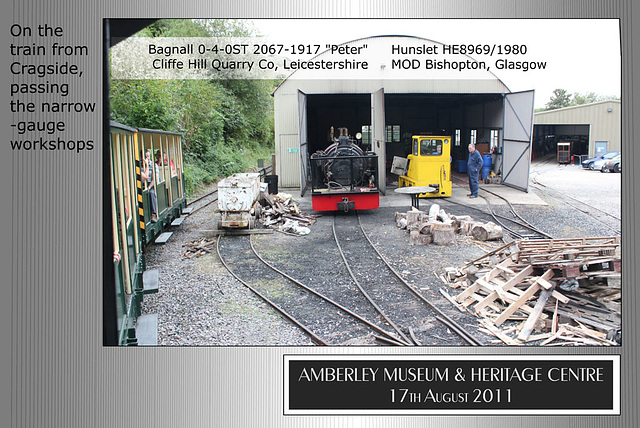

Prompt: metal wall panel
xmin=534 ymin=101 xmax=622 ymax=156
xmin=502 ymin=90 xmax=535 ymax=191
xmin=278 ymin=134 xmax=302 ymax=187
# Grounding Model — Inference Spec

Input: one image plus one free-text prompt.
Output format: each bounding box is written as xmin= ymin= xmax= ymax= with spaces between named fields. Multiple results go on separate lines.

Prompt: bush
xmin=111 ymin=20 xmax=278 ymax=195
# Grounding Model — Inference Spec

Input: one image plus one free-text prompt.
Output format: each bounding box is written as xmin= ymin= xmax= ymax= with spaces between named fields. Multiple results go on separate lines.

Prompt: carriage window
xmin=169 ymin=142 xmax=177 ymax=177
xmin=420 ymin=139 xmax=443 ymax=156
xmin=154 ymin=140 xmax=164 ymax=183
xmin=413 ymin=138 xmax=419 ymax=156
xmin=455 ymin=129 xmax=461 ymax=146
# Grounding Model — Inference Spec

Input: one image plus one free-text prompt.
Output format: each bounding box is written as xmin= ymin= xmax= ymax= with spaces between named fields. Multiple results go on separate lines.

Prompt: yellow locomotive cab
xmin=398 ymin=135 xmax=452 ymax=197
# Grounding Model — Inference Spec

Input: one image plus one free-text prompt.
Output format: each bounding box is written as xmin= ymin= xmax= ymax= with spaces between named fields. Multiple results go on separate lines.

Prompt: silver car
xmin=601 ymin=153 xmax=621 ymax=173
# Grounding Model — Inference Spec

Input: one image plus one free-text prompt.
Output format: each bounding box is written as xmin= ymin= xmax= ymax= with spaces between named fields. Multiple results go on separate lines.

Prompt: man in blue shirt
xmin=467 ymin=143 xmax=483 ymax=198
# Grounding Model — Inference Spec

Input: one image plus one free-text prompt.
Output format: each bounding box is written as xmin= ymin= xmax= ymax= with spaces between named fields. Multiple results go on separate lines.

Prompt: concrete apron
xmin=283 ymin=182 xmax=547 ymax=212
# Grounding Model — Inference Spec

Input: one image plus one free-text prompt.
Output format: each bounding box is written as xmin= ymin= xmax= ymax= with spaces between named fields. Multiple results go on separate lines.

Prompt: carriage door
xmin=298 ymin=90 xmax=311 ymax=196
xmin=502 ymin=90 xmax=535 ymax=192
xmin=371 ymin=88 xmax=386 ymax=194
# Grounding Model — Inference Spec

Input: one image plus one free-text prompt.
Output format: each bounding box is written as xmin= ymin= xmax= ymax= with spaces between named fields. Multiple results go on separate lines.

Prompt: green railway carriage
xmin=108 ymin=121 xmax=186 ymax=346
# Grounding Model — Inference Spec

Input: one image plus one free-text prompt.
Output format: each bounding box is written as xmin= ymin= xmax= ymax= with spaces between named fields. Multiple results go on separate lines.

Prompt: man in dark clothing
xmin=467 ymin=143 xmax=483 ymax=198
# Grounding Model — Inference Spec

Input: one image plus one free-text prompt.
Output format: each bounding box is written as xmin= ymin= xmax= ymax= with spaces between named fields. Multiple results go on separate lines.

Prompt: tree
xmin=545 ymin=89 xmax=572 ymax=110
xmin=572 ymin=92 xmax=620 ymax=105
xmin=111 ymin=19 xmax=275 ymax=194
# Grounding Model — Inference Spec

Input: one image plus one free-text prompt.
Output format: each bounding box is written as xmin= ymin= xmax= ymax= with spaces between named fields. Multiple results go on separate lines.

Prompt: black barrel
xmin=264 ymin=175 xmax=278 ymax=195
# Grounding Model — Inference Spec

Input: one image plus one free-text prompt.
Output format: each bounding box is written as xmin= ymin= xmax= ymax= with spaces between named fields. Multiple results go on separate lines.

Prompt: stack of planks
xmin=442 ymin=237 xmax=621 ymax=346
xmin=260 ymin=192 xmax=317 ymax=231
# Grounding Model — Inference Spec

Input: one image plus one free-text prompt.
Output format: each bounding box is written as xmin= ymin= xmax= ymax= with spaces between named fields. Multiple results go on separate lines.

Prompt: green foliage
xmin=111 ymin=19 xmax=275 ymax=196
xmin=110 ymin=80 xmax=179 ymax=129
xmin=572 ymin=92 xmax=620 ymax=105
xmin=137 ymin=19 xmax=255 ymax=38
xmin=545 ymin=88 xmax=572 ymax=110
xmin=541 ymin=89 xmax=621 ymax=111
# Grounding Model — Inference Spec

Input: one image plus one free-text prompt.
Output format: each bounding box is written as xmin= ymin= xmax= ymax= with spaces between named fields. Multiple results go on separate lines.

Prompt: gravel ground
xmin=530 ymin=156 xmax=621 ymax=223
xmin=140 ymin=158 xmax=621 ymax=346
xmin=140 ymin=186 xmax=313 ymax=346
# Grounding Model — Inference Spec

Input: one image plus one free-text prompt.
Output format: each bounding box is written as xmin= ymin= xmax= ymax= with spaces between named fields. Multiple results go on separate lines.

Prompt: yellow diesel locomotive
xmin=398 ymin=135 xmax=452 ymax=197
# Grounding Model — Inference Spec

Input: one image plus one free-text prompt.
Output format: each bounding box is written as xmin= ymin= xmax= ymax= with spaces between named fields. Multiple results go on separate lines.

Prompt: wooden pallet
xmin=448 ymin=236 xmax=621 ymax=345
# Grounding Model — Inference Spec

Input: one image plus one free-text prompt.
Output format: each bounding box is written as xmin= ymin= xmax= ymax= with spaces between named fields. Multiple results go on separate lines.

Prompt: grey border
xmin=4 ymin=1 xmax=637 ymax=427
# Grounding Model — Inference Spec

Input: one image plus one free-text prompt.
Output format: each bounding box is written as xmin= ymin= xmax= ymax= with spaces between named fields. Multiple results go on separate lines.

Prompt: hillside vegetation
xmin=110 ymin=19 xmax=276 ymax=195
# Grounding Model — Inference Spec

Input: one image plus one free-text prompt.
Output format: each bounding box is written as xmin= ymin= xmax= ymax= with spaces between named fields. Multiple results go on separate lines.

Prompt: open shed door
xmin=371 ymin=88 xmax=386 ymax=195
xmin=298 ymin=90 xmax=310 ymax=196
xmin=502 ymin=90 xmax=534 ymax=192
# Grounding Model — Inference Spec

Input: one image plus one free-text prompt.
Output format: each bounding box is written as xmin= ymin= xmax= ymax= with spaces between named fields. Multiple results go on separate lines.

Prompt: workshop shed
xmin=273 ymin=35 xmax=536 ymax=194
xmin=533 ymin=100 xmax=621 ymax=160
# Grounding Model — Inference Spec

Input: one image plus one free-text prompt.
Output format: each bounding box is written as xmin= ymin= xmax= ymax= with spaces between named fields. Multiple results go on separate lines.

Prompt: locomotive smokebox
xmin=309 ymin=126 xmax=380 ymax=212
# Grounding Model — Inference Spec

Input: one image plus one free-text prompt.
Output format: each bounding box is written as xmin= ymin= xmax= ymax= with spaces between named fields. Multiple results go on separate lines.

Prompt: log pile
xmin=442 ymin=237 xmax=621 ymax=346
xmin=396 ymin=204 xmax=503 ymax=245
xmin=259 ymin=192 xmax=317 ymax=234
xmin=182 ymin=238 xmax=215 ymax=259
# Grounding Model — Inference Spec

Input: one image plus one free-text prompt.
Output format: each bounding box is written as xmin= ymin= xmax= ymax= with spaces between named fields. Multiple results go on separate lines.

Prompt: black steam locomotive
xmin=309 ymin=128 xmax=379 ymax=211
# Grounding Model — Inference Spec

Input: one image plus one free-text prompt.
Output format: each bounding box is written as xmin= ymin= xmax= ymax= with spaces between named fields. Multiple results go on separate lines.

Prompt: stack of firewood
xmin=259 ymin=192 xmax=317 ymax=233
xmin=182 ymin=238 xmax=215 ymax=259
xmin=395 ymin=204 xmax=503 ymax=245
xmin=440 ymin=237 xmax=621 ymax=346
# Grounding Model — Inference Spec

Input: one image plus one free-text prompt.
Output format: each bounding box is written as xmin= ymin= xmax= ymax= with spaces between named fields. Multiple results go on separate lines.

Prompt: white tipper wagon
xmin=217 ymin=173 xmax=264 ymax=229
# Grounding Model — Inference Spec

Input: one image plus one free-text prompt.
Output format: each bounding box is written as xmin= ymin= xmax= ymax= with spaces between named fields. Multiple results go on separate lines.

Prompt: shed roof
xmin=534 ymin=100 xmax=620 ymax=117
xmin=534 ymin=100 xmax=621 ymax=124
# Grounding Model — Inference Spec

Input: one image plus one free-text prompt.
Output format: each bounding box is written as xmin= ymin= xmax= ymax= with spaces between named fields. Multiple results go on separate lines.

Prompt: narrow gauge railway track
xmin=450 ymin=177 xmax=552 ymax=240
xmin=332 ymin=212 xmax=482 ymax=346
xmin=187 ymin=189 xmax=219 ymax=216
xmin=530 ymin=179 xmax=621 ymax=236
xmin=216 ymin=234 xmax=407 ymax=346
xmin=442 ymin=197 xmax=552 ymax=241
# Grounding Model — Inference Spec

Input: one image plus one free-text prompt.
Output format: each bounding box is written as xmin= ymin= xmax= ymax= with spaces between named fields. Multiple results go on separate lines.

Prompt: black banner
xmin=284 ymin=356 xmax=619 ymax=415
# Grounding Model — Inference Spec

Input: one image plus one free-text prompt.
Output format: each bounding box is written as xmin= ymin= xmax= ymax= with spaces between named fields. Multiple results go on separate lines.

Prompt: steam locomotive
xmin=310 ymin=127 xmax=379 ymax=211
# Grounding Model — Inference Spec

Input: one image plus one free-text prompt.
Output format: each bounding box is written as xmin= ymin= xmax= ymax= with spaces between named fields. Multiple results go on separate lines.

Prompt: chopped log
xmin=450 ymin=215 xmax=473 ymax=233
xmin=395 ymin=211 xmax=408 ymax=229
xmin=471 ymin=222 xmax=503 ymax=241
xmin=410 ymin=230 xmax=433 ymax=245
xmin=431 ymin=223 xmax=456 ymax=245
xmin=459 ymin=219 xmax=478 ymax=236
xmin=418 ymin=222 xmax=433 ymax=235
xmin=428 ymin=204 xmax=440 ymax=222
xmin=406 ymin=209 xmax=422 ymax=228
xmin=395 ymin=212 xmax=407 ymax=222
xmin=437 ymin=209 xmax=451 ymax=223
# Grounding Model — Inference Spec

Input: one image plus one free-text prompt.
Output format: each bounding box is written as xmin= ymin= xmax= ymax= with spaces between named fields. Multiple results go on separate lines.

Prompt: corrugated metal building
xmin=533 ymin=100 xmax=621 ymax=159
xmin=273 ymin=36 xmax=536 ymax=194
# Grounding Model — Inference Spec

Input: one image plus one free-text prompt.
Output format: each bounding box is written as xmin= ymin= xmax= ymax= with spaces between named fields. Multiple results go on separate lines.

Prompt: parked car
xmin=590 ymin=151 xmax=621 ymax=171
xmin=582 ymin=151 xmax=620 ymax=170
xmin=601 ymin=153 xmax=621 ymax=173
